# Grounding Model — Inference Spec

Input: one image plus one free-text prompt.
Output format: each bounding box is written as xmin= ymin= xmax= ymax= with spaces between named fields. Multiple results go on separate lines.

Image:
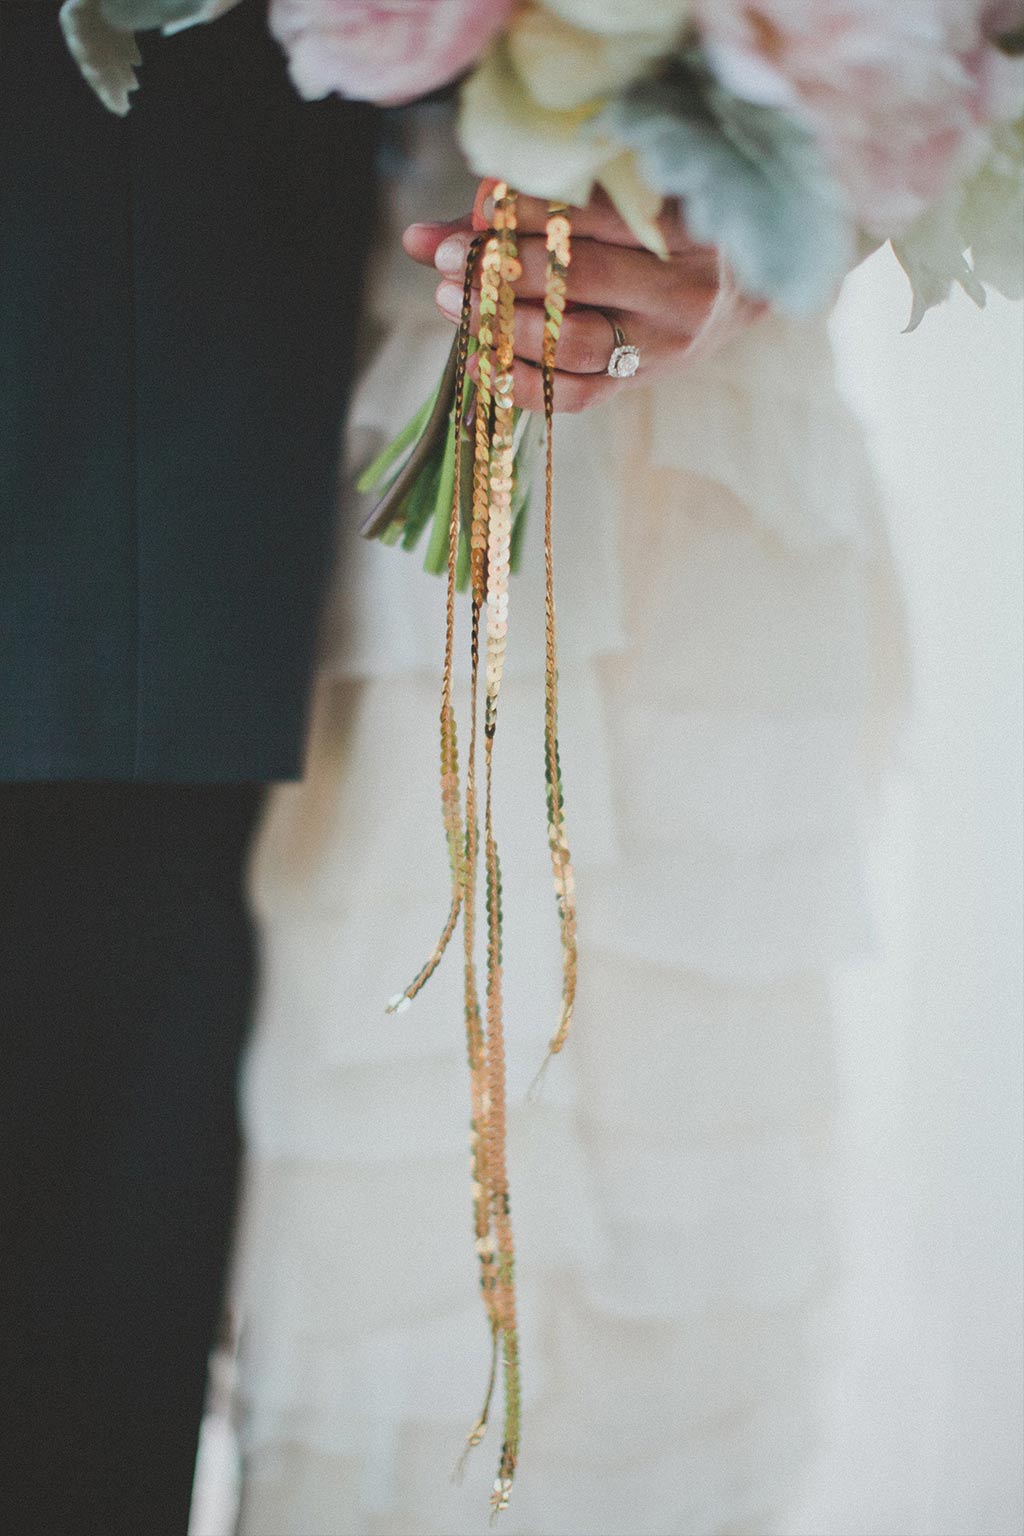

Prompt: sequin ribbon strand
xmin=532 ymin=204 xmax=579 ymax=1092
xmin=386 ymin=235 xmax=484 ymax=1014
xmin=386 ymin=190 xmax=577 ymax=1519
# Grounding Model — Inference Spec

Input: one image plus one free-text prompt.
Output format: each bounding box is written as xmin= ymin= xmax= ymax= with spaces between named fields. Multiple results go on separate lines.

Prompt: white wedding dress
xmin=229 ymin=107 xmax=908 ymax=1536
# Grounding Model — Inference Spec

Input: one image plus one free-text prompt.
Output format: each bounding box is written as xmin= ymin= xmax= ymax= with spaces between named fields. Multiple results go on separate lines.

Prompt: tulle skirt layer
xmin=231 ymin=307 xmax=905 ymax=1530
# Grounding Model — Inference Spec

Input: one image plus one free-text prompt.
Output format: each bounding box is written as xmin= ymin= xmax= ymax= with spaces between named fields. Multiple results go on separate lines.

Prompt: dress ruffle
xmin=230 ymin=106 xmax=907 ymax=1535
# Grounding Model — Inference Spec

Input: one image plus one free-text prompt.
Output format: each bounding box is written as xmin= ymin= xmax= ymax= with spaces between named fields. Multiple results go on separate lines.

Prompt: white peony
xmin=697 ymin=0 xmax=1024 ymax=237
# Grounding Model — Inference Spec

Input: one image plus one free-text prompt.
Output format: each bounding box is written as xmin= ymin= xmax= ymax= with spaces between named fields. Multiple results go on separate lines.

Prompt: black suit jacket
xmin=0 ymin=0 xmax=377 ymax=780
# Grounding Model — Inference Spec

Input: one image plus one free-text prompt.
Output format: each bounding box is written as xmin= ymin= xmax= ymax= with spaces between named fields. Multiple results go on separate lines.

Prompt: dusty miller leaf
xmin=60 ymin=0 xmax=141 ymax=116
xmin=593 ymin=59 xmax=854 ymax=316
xmin=100 ymin=0 xmax=240 ymax=32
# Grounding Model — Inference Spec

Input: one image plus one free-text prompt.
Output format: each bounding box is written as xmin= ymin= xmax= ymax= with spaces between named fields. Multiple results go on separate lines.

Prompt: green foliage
xmin=359 ymin=360 xmax=543 ymax=589
xmin=356 ymin=387 xmax=440 ymax=496
xmin=100 ymin=0 xmax=213 ymax=29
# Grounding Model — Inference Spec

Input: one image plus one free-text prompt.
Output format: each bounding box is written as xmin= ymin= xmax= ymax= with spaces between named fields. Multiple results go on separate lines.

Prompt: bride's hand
xmin=403 ymin=183 xmax=765 ymax=414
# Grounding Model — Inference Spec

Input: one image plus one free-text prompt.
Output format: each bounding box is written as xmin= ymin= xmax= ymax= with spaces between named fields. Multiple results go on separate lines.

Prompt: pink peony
xmin=697 ymin=0 xmax=1024 ymax=236
xmin=269 ymin=0 xmax=514 ymax=105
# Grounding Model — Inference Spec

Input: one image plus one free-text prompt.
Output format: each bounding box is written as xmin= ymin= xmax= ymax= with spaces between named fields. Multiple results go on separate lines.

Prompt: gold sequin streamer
xmin=459 ymin=217 xmax=502 ymax=1461
xmin=387 ymin=189 xmax=577 ymax=1519
xmin=481 ymin=186 xmax=522 ymax=1517
xmin=532 ymin=206 xmax=579 ymax=1087
xmin=386 ymin=238 xmax=484 ymax=1018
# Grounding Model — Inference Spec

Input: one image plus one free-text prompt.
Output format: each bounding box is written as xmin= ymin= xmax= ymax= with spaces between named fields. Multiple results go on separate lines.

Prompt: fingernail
xmin=436 ymin=281 xmax=462 ymax=318
xmin=435 ymin=234 xmax=469 ymax=276
xmin=405 ymin=221 xmax=449 ymax=236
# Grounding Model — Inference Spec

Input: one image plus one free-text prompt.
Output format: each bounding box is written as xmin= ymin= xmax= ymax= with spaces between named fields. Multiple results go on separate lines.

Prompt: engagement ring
xmin=606 ymin=320 xmax=641 ymax=378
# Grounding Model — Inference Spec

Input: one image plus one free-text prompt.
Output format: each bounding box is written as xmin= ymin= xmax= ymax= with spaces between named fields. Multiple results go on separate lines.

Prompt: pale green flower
xmin=508 ymin=6 xmax=667 ymax=113
xmin=542 ymin=0 xmax=693 ymax=38
xmin=459 ymin=16 xmax=675 ymax=250
xmin=458 ymin=36 xmax=625 ymax=205
xmin=893 ymin=116 xmax=1024 ymax=328
xmin=965 ymin=117 xmax=1024 ymax=296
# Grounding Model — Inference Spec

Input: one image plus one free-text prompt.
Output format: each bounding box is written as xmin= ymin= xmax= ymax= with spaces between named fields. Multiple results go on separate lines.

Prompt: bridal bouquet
xmin=65 ymin=0 xmax=1024 ymax=326
xmin=62 ymin=0 xmax=1023 ymax=1516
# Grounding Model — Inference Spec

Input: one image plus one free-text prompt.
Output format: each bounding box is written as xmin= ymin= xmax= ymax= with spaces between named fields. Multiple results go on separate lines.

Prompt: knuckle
xmin=663 ymin=264 xmax=692 ymax=306
xmin=668 ymin=266 xmax=717 ymax=311
xmin=558 ymin=322 xmax=607 ymax=377
xmin=563 ymin=240 xmax=603 ymax=304
xmin=517 ymin=372 xmax=542 ymax=413
xmin=562 ymin=382 xmax=589 ymax=415
xmin=517 ymin=235 xmax=549 ymax=293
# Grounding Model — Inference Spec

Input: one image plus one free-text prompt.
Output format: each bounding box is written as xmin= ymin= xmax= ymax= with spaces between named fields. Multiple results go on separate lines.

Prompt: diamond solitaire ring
xmin=606 ymin=320 xmax=641 ymax=378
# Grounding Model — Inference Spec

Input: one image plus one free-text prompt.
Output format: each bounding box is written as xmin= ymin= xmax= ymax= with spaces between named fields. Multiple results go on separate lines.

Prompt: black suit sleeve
xmin=0 ymin=0 xmax=378 ymax=781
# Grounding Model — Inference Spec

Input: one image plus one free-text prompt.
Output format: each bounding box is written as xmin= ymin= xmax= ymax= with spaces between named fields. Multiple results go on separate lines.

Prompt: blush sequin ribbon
xmin=385 ymin=188 xmax=578 ymax=1517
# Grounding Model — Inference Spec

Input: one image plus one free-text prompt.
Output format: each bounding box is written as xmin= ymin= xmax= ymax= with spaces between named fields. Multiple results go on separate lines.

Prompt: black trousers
xmin=0 ymin=783 xmax=264 ymax=1535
